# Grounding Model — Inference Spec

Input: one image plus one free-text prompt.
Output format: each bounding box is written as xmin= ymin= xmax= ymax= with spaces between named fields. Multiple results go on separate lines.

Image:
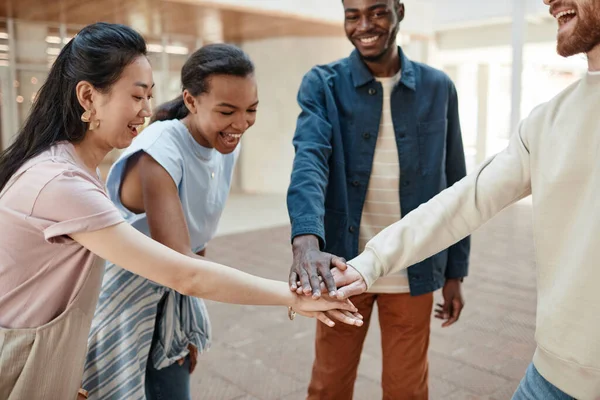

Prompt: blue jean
xmin=145 ymin=352 xmax=191 ymax=400
xmin=512 ymin=363 xmax=575 ymax=400
xmin=145 ymin=296 xmax=192 ymax=400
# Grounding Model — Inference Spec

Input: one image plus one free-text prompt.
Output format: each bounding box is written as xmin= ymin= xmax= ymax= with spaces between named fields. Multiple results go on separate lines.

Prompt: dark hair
xmin=151 ymin=43 xmax=255 ymax=123
xmin=0 ymin=22 xmax=147 ymax=192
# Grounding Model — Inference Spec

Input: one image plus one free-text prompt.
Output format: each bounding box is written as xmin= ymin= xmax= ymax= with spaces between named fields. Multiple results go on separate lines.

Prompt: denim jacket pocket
xmin=417 ymin=119 xmax=448 ymax=176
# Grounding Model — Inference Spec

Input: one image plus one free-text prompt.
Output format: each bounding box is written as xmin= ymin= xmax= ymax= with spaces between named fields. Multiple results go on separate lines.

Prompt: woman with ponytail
xmin=81 ymin=43 xmax=362 ymax=400
xmin=0 ymin=27 xmax=361 ymax=400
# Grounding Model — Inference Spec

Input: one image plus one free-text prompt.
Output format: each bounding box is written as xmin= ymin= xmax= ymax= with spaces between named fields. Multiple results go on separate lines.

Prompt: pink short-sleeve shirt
xmin=0 ymin=142 xmax=124 ymax=328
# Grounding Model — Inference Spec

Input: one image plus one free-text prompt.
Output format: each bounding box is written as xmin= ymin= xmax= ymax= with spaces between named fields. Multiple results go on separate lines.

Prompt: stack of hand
xmin=286 ymin=235 xmax=465 ymax=328
xmin=286 ymin=235 xmax=367 ymax=328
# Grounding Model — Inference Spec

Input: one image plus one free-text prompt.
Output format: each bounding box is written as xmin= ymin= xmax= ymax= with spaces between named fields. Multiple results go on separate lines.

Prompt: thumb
xmin=337 ymin=280 xmax=365 ymax=300
xmin=452 ymin=298 xmax=462 ymax=318
xmin=331 ymin=256 xmax=348 ymax=271
xmin=330 ymin=267 xmax=347 ymax=285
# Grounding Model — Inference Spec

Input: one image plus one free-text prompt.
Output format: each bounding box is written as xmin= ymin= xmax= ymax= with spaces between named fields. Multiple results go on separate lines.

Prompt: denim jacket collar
xmin=349 ymin=46 xmax=416 ymax=91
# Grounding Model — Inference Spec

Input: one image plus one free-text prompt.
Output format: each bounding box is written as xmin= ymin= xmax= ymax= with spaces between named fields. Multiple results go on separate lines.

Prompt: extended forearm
xmin=349 ymin=129 xmax=532 ymax=287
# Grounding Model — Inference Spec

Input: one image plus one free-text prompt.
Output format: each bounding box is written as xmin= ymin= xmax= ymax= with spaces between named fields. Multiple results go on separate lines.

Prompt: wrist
xmin=287 ymin=292 xmax=301 ymax=313
xmin=280 ymin=282 xmax=300 ymax=308
xmin=292 ymin=235 xmax=320 ymax=253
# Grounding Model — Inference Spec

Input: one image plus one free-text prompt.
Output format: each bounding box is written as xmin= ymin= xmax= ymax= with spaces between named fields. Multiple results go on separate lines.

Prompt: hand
xmin=330 ymin=265 xmax=367 ymax=299
xmin=295 ymin=265 xmax=367 ymax=300
xmin=297 ymin=309 xmax=364 ymax=328
xmin=188 ymin=344 xmax=198 ymax=373
xmin=289 ymin=235 xmax=347 ymax=299
xmin=434 ymin=278 xmax=465 ymax=327
xmin=177 ymin=344 xmax=198 ymax=373
xmin=293 ymin=294 xmax=363 ymax=327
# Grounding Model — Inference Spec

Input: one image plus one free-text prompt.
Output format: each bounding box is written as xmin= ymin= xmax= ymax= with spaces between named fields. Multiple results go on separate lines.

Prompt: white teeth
xmin=360 ymin=36 xmax=379 ymax=44
xmin=555 ymin=10 xmax=576 ymax=19
xmin=223 ymin=133 xmax=242 ymax=139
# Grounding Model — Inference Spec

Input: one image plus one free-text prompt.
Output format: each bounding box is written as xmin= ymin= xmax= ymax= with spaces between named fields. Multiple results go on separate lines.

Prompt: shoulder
xmin=515 ymin=80 xmax=582 ymax=148
xmin=134 ymin=120 xmax=187 ymax=151
xmin=308 ymin=57 xmax=351 ymax=78
xmin=3 ymin=157 xmax=97 ymax=215
xmin=23 ymin=144 xmax=104 ymax=195
xmin=23 ymin=160 xmax=115 ymax=226
xmin=301 ymin=57 xmax=352 ymax=89
xmin=525 ymin=78 xmax=581 ymax=126
xmin=33 ymin=163 xmax=106 ymax=199
xmin=412 ymin=61 xmax=454 ymax=87
xmin=115 ymin=120 xmax=187 ymax=170
xmin=25 ymin=164 xmax=123 ymax=241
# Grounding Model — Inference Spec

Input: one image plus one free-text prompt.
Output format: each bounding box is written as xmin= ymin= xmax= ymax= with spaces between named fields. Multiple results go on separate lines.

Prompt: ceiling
xmin=0 ymin=0 xmax=345 ymax=41
xmin=428 ymin=0 xmax=550 ymax=29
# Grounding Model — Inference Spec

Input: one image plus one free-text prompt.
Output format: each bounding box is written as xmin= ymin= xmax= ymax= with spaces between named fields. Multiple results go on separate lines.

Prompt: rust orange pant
xmin=307 ymin=292 xmax=434 ymax=400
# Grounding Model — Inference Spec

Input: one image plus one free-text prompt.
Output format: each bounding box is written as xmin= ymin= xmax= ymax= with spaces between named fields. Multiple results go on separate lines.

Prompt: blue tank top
xmin=106 ymin=119 xmax=239 ymax=252
xmin=85 ymin=119 xmax=240 ymax=385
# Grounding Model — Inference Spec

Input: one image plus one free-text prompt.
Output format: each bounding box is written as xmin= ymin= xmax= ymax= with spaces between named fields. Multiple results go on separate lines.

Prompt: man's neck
xmin=587 ymin=42 xmax=600 ymax=72
xmin=363 ymin=46 xmax=401 ymax=78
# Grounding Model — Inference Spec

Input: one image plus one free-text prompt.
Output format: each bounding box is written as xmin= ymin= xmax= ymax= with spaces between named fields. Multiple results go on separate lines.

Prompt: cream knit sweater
xmin=349 ymin=72 xmax=600 ymax=399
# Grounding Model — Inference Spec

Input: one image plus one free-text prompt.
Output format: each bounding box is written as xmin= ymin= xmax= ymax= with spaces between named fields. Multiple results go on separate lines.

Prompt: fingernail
xmin=313 ymin=292 xmax=321 ymax=299
xmin=329 ymin=291 xmax=337 ymax=297
xmin=329 ymin=322 xmax=334 ymax=327
xmin=356 ymin=320 xmax=363 ymax=326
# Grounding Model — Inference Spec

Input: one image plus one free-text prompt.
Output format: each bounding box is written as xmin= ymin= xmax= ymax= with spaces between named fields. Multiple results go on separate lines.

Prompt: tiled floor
xmin=193 ymin=199 xmax=537 ymax=399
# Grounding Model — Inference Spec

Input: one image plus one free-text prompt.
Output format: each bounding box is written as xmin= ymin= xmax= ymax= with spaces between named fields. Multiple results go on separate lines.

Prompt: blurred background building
xmin=0 ymin=0 xmax=587 ymax=194
xmin=0 ymin=0 xmax=589 ymax=237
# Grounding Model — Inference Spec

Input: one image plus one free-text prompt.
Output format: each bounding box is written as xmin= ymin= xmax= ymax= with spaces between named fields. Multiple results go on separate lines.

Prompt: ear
xmin=395 ymin=1 xmax=405 ymax=23
xmin=182 ymin=89 xmax=199 ymax=114
xmin=75 ymin=81 xmax=96 ymax=112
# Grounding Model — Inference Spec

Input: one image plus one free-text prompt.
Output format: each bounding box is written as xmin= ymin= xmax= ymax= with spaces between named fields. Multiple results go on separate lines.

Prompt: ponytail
xmin=150 ymin=95 xmax=189 ymax=123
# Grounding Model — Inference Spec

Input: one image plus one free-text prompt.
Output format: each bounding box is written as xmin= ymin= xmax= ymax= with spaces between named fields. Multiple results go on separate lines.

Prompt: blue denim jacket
xmin=287 ymin=47 xmax=470 ymax=296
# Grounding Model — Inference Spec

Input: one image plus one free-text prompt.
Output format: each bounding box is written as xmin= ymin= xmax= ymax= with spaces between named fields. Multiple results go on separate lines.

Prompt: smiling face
xmin=545 ymin=0 xmax=600 ymax=57
xmin=183 ymin=74 xmax=258 ymax=154
xmin=343 ymin=0 xmax=404 ymax=62
xmin=83 ymin=55 xmax=154 ymax=149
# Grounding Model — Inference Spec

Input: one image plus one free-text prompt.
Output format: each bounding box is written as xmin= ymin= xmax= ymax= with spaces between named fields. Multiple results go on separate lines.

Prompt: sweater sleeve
xmin=348 ymin=119 xmax=533 ymax=288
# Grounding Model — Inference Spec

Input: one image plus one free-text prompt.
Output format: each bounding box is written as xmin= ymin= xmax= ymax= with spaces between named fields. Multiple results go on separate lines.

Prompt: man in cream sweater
xmin=335 ymin=0 xmax=600 ymax=398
